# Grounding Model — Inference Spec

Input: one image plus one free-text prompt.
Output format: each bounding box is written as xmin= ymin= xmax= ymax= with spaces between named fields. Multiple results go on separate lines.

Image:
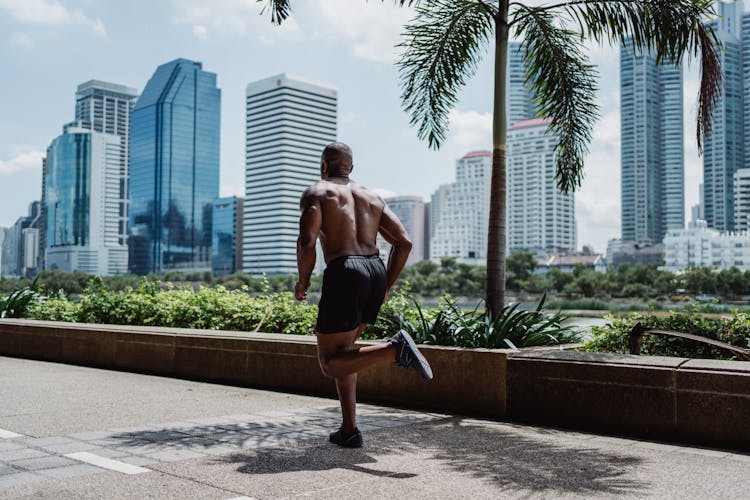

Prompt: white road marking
xmin=65 ymin=452 xmax=151 ymax=474
xmin=0 ymin=428 xmax=24 ymax=438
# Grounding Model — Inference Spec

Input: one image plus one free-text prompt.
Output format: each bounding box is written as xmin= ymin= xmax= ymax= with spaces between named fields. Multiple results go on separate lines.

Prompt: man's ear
xmin=321 ymin=160 xmax=328 ymax=175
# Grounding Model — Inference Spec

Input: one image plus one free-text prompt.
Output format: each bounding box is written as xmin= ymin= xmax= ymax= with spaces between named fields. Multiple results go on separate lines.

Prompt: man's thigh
xmin=316 ymin=324 xmax=368 ymax=363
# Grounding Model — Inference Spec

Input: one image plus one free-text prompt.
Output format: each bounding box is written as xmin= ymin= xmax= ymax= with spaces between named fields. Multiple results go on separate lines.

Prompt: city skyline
xmin=0 ymin=0 xmax=733 ymax=255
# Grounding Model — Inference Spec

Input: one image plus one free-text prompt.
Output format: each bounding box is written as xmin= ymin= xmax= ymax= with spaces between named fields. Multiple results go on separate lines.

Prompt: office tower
xmin=2 ymin=202 xmax=40 ymax=278
xmin=508 ymin=41 xmax=538 ymax=125
xmin=75 ymin=80 xmax=138 ymax=244
xmin=38 ymin=81 xmax=137 ymax=272
xmin=212 ymin=196 xmax=243 ymax=276
xmin=129 ymin=59 xmax=220 ymax=275
xmin=734 ymin=168 xmax=750 ymax=231
xmin=620 ymin=39 xmax=684 ymax=244
xmin=377 ymin=196 xmax=427 ymax=266
xmin=702 ymin=0 xmax=744 ymax=232
xmin=429 ymin=152 xmax=491 ymax=262
xmin=243 ymin=74 xmax=337 ymax=275
xmin=43 ymin=124 xmax=128 ymax=275
xmin=507 ymin=118 xmax=576 ymax=254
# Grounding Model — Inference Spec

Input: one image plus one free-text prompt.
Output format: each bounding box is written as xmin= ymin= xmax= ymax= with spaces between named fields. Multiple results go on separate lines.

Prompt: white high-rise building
xmin=243 ymin=74 xmax=337 ymax=275
xmin=507 ymin=118 xmax=576 ymax=254
xmin=662 ymin=220 xmax=750 ymax=272
xmin=43 ymin=124 xmax=128 ymax=275
xmin=73 ymin=80 xmax=137 ymax=247
xmin=429 ymin=152 xmax=491 ymax=263
xmin=376 ymin=196 xmax=427 ymax=265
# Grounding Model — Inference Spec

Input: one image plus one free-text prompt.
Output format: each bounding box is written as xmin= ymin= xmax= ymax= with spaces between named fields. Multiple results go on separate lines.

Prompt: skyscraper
xmin=2 ymin=202 xmax=40 ymax=278
xmin=43 ymin=124 xmax=128 ymax=275
xmin=75 ymin=80 xmax=138 ymax=247
xmin=376 ymin=196 xmax=427 ymax=265
xmin=242 ymin=74 xmax=337 ymax=275
xmin=507 ymin=41 xmax=538 ymax=125
xmin=39 ymin=80 xmax=137 ymax=272
xmin=620 ymin=39 xmax=684 ymax=243
xmin=429 ymin=152 xmax=491 ymax=262
xmin=128 ymin=59 xmax=220 ymax=275
xmin=506 ymin=41 xmax=575 ymax=254
xmin=211 ymin=196 xmax=243 ymax=276
xmin=703 ymin=0 xmax=745 ymax=232
xmin=507 ymin=118 xmax=576 ymax=254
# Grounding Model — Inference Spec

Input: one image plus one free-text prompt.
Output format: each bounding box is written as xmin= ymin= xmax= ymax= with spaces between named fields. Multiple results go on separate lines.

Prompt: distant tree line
xmin=3 ymin=252 xmax=750 ymax=300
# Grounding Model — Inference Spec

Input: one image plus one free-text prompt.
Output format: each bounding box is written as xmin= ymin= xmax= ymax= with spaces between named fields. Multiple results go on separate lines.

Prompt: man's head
xmin=321 ymin=142 xmax=353 ymax=178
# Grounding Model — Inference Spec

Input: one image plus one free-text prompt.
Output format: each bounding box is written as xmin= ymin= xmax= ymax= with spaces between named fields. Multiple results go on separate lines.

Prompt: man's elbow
xmin=395 ymin=238 xmax=413 ymax=254
xmin=297 ymin=236 xmax=316 ymax=253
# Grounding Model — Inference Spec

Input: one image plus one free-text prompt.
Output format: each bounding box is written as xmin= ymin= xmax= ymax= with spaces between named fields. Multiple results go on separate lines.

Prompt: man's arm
xmin=296 ymin=189 xmax=322 ymax=300
xmin=378 ymin=204 xmax=413 ymax=300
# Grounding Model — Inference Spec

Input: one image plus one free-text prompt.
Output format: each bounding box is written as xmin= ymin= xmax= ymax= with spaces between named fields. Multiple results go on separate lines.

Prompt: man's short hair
xmin=322 ymin=142 xmax=353 ymax=176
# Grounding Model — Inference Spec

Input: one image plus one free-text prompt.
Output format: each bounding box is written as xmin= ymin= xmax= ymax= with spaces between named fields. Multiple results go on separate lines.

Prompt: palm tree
xmin=260 ymin=0 xmax=722 ymax=316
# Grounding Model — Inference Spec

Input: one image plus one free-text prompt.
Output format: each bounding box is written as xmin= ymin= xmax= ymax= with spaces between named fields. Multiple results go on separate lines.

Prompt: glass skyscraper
xmin=703 ymin=0 xmax=745 ymax=232
xmin=242 ymin=74 xmax=336 ymax=275
xmin=44 ymin=124 xmax=128 ymax=275
xmin=128 ymin=58 xmax=220 ymax=275
xmin=211 ymin=196 xmax=242 ymax=276
xmin=620 ymin=40 xmax=684 ymax=244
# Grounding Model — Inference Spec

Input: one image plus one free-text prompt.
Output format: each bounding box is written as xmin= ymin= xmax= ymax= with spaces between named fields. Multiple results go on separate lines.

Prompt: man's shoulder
xmin=302 ymin=181 xmax=327 ymax=198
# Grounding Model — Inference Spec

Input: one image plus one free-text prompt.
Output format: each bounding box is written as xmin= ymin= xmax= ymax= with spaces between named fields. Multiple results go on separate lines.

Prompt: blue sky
xmin=0 ymin=0 xmax=723 ymax=253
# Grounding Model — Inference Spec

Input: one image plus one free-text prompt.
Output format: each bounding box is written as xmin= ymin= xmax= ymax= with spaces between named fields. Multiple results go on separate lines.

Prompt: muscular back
xmin=300 ymin=179 xmax=384 ymax=263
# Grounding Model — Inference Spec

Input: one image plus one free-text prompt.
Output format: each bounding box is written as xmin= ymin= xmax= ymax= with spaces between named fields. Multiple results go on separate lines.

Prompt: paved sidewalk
xmin=1 ymin=356 xmax=749 ymax=499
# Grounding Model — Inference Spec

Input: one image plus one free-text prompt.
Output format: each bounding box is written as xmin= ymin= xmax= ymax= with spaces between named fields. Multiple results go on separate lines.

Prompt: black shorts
xmin=316 ymin=255 xmax=388 ymax=334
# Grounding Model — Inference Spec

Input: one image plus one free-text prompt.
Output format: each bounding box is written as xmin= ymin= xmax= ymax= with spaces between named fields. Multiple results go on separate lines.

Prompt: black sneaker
xmin=390 ymin=330 xmax=433 ymax=380
xmin=329 ymin=427 xmax=363 ymax=448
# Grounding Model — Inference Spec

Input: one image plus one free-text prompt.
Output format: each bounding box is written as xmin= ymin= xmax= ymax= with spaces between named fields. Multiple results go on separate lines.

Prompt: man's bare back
xmin=300 ymin=179 xmax=387 ymax=263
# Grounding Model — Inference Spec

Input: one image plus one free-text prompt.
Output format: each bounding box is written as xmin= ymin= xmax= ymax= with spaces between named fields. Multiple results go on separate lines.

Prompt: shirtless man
xmin=295 ymin=142 xmax=433 ymax=448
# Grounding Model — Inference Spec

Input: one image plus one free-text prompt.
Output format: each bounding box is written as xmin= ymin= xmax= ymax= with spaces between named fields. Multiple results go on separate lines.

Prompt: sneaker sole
xmin=398 ymin=330 xmax=433 ymax=380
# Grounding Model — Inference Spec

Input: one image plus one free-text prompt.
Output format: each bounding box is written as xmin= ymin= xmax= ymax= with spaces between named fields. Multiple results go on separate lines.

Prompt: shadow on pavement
xmin=217 ymin=417 xmax=648 ymax=496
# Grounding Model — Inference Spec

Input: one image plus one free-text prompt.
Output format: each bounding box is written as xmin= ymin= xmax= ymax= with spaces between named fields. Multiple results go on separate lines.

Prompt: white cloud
xmin=170 ymin=0 xmax=302 ymax=43
xmin=0 ymin=0 xmax=106 ymax=35
xmin=0 ymin=150 xmax=44 ymax=175
xmin=447 ymin=109 xmax=492 ymax=148
xmin=9 ymin=32 xmax=32 ymax=48
xmin=302 ymin=0 xmax=414 ymax=63
xmin=192 ymin=24 xmax=208 ymax=40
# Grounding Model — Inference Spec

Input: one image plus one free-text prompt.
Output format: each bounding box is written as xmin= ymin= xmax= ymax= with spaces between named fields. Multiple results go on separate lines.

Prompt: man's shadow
xmin=216 ymin=417 xmax=648 ymax=496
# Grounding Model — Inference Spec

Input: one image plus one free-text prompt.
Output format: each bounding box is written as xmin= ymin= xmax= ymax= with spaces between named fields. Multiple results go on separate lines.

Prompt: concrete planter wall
xmin=0 ymin=319 xmax=509 ymax=418
xmin=508 ymin=350 xmax=750 ymax=451
xmin=2 ymin=319 xmax=749 ymax=451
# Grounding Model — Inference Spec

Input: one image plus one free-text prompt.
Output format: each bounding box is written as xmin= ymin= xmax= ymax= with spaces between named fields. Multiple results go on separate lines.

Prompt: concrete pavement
xmin=1 ymin=356 xmax=749 ymax=499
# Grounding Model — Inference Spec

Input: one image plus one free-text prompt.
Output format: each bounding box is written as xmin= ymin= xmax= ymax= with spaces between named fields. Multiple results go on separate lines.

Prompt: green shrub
xmin=373 ymin=293 xmax=581 ymax=349
xmin=584 ymin=309 xmax=750 ymax=360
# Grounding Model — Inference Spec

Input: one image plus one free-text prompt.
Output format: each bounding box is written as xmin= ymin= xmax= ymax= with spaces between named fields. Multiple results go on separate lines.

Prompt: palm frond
xmin=259 ymin=0 xmax=422 ymax=25
xmin=257 ymin=0 xmax=291 ymax=25
xmin=514 ymin=6 xmax=599 ymax=193
xmin=398 ymin=0 xmax=494 ymax=149
xmin=523 ymin=0 xmax=721 ymax=151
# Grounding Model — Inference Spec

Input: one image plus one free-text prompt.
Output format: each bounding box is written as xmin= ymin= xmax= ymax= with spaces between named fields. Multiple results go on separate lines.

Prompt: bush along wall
xmin=584 ymin=309 xmax=750 ymax=360
xmin=16 ymin=280 xmax=582 ymax=350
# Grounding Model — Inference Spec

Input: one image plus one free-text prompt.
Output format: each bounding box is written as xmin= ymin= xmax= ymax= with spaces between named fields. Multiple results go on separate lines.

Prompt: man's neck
xmin=325 ymin=175 xmax=350 ymax=182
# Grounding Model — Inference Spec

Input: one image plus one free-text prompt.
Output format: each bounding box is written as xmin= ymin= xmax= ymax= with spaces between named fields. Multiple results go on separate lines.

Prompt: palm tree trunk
xmin=486 ymin=1 xmax=509 ymax=317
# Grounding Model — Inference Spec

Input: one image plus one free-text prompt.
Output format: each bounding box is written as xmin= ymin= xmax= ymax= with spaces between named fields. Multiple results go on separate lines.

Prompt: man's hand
xmin=294 ymin=281 xmax=309 ymax=301
xmin=382 ymin=286 xmax=391 ymax=304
